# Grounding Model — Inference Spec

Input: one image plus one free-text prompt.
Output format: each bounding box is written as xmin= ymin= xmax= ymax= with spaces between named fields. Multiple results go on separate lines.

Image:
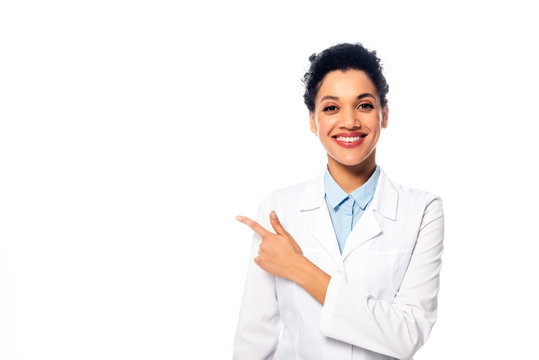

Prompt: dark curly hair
xmin=302 ymin=42 xmax=389 ymax=112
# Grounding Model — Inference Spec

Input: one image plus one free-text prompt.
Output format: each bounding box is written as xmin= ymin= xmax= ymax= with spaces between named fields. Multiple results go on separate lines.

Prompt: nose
xmin=341 ymin=107 xmax=361 ymax=129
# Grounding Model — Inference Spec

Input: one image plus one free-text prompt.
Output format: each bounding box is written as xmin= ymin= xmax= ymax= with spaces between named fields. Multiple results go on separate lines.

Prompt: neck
xmin=327 ymin=150 xmax=377 ymax=194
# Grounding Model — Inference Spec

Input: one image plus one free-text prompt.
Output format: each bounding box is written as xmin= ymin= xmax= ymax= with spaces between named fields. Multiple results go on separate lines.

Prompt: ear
xmin=309 ymin=112 xmax=317 ymax=134
xmin=381 ymin=105 xmax=389 ymax=129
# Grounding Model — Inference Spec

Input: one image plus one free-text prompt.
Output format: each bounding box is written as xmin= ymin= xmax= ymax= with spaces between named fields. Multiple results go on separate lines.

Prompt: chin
xmin=330 ymin=156 xmax=368 ymax=167
xmin=341 ymin=161 xmax=368 ymax=167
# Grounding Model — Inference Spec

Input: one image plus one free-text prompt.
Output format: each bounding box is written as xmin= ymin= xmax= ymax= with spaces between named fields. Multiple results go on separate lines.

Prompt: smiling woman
xmin=233 ymin=43 xmax=444 ymax=360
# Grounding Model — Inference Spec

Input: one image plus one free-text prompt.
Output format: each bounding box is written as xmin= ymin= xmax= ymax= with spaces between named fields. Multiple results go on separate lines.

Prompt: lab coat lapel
xmin=341 ymin=207 xmax=381 ymax=260
xmin=299 ymin=169 xmax=343 ymax=267
xmin=299 ymin=166 xmax=398 ymax=264
xmin=342 ymin=167 xmax=398 ymax=260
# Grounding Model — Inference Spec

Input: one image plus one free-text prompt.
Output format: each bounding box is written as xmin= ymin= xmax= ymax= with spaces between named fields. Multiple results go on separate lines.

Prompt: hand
xmin=236 ymin=210 xmax=303 ymax=280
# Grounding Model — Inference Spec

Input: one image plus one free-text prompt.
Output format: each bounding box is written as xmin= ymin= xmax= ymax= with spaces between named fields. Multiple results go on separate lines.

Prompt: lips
xmin=331 ymin=132 xmax=367 ymax=148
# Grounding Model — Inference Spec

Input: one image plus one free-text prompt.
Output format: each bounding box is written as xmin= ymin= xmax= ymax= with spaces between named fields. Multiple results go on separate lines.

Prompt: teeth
xmin=336 ymin=136 xmax=362 ymax=142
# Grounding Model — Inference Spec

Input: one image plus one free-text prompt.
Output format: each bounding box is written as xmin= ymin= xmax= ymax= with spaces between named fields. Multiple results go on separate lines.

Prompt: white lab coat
xmin=233 ymin=166 xmax=444 ymax=360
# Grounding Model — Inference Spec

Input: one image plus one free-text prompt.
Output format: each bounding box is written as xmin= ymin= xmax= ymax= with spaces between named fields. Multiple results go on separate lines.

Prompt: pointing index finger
xmin=236 ymin=215 xmax=271 ymax=237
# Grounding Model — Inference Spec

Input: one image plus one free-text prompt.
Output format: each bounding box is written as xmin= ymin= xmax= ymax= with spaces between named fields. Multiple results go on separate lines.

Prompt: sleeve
xmin=233 ymin=194 xmax=282 ymax=360
xmin=319 ymin=196 xmax=445 ymax=360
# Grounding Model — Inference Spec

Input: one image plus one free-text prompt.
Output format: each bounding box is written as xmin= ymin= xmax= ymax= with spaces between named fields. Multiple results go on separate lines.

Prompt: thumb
xmin=269 ymin=210 xmax=288 ymax=236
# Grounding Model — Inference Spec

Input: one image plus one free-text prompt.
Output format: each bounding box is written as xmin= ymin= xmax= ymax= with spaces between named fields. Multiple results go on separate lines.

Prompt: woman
xmin=233 ymin=43 xmax=444 ymax=360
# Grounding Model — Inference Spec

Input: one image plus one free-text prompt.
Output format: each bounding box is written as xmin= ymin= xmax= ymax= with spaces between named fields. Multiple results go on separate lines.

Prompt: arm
xmin=233 ymin=196 xmax=281 ymax=360
xmin=317 ymin=196 xmax=445 ymax=359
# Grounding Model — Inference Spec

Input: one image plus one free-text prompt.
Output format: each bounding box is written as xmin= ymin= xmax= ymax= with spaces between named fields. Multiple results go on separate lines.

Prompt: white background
xmin=1 ymin=0 xmax=538 ymax=359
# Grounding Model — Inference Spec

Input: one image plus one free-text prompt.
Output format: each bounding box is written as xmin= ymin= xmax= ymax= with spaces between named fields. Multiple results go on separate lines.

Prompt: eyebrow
xmin=319 ymin=93 xmax=376 ymax=103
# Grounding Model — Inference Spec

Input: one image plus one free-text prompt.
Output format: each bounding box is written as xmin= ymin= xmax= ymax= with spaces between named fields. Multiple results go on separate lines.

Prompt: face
xmin=309 ymin=69 xmax=388 ymax=169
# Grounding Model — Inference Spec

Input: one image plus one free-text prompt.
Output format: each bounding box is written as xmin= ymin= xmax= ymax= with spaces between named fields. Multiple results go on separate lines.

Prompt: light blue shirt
xmin=324 ymin=164 xmax=381 ymax=254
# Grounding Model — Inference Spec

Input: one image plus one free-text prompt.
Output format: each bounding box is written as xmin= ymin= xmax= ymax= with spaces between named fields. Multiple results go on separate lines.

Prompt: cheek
xmin=365 ymin=115 xmax=383 ymax=130
xmin=315 ymin=115 xmax=334 ymax=131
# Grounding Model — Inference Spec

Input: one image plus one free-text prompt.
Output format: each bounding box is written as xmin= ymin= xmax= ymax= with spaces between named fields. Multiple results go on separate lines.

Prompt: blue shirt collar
xmin=324 ymin=164 xmax=381 ymax=210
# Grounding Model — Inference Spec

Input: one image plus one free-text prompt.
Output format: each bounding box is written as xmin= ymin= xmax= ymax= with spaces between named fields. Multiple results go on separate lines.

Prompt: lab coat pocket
xmin=347 ymin=250 xmax=413 ymax=301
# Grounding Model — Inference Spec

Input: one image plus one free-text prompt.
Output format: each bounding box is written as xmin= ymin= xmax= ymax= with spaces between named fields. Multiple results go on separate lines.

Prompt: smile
xmin=332 ymin=134 xmax=367 ymax=148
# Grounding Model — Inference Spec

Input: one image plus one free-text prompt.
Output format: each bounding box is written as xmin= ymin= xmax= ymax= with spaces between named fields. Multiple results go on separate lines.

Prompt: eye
xmin=358 ymin=103 xmax=374 ymax=110
xmin=323 ymin=105 xmax=338 ymax=112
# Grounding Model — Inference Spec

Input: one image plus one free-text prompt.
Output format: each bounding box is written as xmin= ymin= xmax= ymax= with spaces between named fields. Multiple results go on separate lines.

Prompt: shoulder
xmin=252 ymin=174 xmax=320 ymax=227
xmin=258 ymin=174 xmax=318 ymax=208
xmin=380 ymin=166 xmax=440 ymax=200
xmin=382 ymin=169 xmax=444 ymax=220
xmin=376 ymin=169 xmax=444 ymax=244
xmin=397 ymin=181 xmax=442 ymax=206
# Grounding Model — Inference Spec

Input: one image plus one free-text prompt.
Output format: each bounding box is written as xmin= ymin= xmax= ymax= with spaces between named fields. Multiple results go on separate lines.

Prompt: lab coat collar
xmin=324 ymin=164 xmax=381 ymax=211
xmin=299 ymin=165 xmax=398 ymax=262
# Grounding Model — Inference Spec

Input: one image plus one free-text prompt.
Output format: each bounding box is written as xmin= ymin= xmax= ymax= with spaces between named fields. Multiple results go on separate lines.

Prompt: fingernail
xmin=236 ymin=216 xmax=242 ymax=221
xmin=271 ymin=211 xmax=277 ymax=220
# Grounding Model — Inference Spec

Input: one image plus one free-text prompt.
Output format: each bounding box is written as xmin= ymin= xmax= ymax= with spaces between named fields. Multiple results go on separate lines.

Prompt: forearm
xmin=289 ymin=255 xmax=331 ymax=305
